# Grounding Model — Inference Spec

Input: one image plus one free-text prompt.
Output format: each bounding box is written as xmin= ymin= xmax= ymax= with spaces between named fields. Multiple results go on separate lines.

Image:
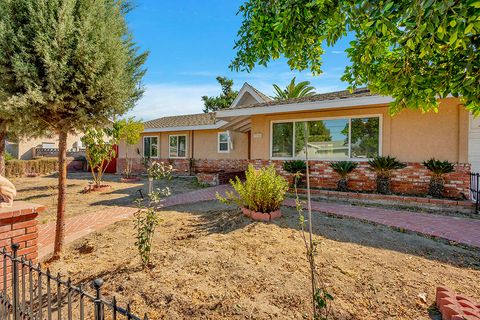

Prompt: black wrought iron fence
xmin=0 ymin=244 xmax=148 ymax=320
xmin=470 ymin=172 xmax=479 ymax=214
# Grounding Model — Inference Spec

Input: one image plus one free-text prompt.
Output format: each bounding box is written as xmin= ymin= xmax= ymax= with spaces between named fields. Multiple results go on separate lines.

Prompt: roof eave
xmin=143 ymin=120 xmax=228 ymax=133
xmin=217 ymin=95 xmax=394 ymax=118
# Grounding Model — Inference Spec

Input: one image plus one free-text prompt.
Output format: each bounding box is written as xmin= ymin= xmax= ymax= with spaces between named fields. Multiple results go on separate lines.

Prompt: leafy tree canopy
xmin=0 ymin=0 xmax=148 ymax=132
xmin=202 ymin=76 xmax=238 ymax=113
xmin=273 ymin=77 xmax=316 ymax=100
xmin=117 ymin=117 xmax=144 ymax=146
xmin=231 ymin=0 xmax=480 ymax=115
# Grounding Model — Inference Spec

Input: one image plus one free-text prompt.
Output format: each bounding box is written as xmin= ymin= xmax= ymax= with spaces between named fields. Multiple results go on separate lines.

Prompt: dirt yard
xmin=12 ymin=173 xmax=202 ymax=223
xmin=46 ymin=201 xmax=480 ymax=320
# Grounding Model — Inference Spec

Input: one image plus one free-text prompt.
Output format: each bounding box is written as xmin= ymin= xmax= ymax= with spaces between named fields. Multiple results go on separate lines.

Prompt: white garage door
xmin=469 ymin=114 xmax=480 ymax=173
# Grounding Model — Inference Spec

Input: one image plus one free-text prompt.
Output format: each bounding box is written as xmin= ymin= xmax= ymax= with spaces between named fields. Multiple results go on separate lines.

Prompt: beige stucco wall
xmin=250 ymin=98 xmax=468 ymax=163
xmin=193 ymin=130 xmax=248 ymax=159
xmin=119 ymin=129 xmax=249 ymax=160
xmin=16 ymin=132 xmax=85 ymax=160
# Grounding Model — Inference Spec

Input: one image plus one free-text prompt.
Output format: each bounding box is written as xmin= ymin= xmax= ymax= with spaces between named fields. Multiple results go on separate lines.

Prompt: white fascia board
xmin=217 ymin=95 xmax=394 ymax=118
xmin=230 ymin=83 xmax=268 ymax=108
xmin=143 ymin=120 xmax=228 ymax=133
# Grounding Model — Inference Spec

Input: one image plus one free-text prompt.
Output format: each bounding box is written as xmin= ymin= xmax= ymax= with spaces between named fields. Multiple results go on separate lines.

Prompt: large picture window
xmin=143 ymin=136 xmax=158 ymax=158
xmin=271 ymin=116 xmax=380 ymax=160
xmin=169 ymin=135 xmax=187 ymax=158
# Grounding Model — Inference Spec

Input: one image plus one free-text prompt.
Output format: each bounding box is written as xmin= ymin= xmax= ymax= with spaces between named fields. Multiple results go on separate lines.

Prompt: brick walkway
xmin=38 ymin=185 xmax=230 ymax=259
xmin=282 ymin=198 xmax=480 ymax=248
xmin=38 ymin=185 xmax=480 ymax=259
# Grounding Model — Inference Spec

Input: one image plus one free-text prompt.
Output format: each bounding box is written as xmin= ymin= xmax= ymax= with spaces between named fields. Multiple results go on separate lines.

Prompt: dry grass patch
xmin=46 ymin=201 xmax=480 ymax=319
xmin=12 ymin=173 xmax=202 ymax=223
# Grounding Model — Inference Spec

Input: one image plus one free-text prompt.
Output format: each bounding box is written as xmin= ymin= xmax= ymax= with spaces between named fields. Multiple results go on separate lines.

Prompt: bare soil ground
xmin=12 ymin=173 xmax=202 ymax=223
xmin=46 ymin=201 xmax=480 ymax=320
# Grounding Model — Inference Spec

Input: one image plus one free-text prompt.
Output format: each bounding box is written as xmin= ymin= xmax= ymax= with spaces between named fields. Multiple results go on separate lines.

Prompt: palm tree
xmin=272 ymin=77 xmax=316 ymax=100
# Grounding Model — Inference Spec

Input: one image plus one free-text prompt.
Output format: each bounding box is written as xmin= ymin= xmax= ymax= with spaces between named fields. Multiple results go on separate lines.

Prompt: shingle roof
xmin=231 ymin=87 xmax=373 ymax=109
xmin=143 ymin=112 xmax=217 ymax=129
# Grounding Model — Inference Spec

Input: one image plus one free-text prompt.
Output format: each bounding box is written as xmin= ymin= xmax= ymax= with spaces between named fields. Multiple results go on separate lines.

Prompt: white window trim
xmin=217 ymin=132 xmax=230 ymax=153
xmin=269 ymin=114 xmax=383 ymax=161
xmin=143 ymin=136 xmax=159 ymax=158
xmin=168 ymin=134 xmax=188 ymax=159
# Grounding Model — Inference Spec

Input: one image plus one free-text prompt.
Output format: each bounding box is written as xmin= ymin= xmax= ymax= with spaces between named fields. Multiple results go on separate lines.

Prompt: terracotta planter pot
xmin=120 ymin=176 xmax=141 ymax=183
xmin=84 ymin=184 xmax=111 ymax=193
xmin=241 ymin=207 xmax=282 ymax=221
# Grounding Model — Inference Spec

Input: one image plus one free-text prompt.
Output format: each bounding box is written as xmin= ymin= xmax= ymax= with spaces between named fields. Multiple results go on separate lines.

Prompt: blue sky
xmin=126 ymin=0 xmax=353 ymax=120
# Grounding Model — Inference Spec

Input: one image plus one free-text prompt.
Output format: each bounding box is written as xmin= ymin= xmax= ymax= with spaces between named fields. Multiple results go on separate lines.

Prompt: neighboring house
xmin=119 ymin=84 xmax=476 ymax=199
xmin=6 ymin=133 xmax=85 ymax=160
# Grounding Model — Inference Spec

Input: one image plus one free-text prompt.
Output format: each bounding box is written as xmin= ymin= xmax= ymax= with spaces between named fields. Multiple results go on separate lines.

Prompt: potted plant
xmin=368 ymin=156 xmax=406 ymax=194
xmin=423 ymin=158 xmax=455 ymax=198
xmin=282 ymin=160 xmax=307 ymax=187
xmin=117 ymin=118 xmax=144 ymax=182
xmin=329 ymin=161 xmax=358 ymax=191
xmin=216 ymin=164 xmax=288 ymax=221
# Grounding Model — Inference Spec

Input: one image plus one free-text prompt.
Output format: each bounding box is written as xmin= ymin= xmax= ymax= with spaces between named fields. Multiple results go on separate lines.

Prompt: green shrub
xmin=368 ymin=156 xmax=406 ymax=177
xmin=283 ymin=160 xmax=307 ymax=187
xmin=329 ymin=161 xmax=358 ymax=192
xmin=368 ymin=156 xmax=406 ymax=194
xmin=329 ymin=161 xmax=358 ymax=178
xmin=423 ymin=158 xmax=455 ymax=198
xmin=423 ymin=158 xmax=455 ymax=176
xmin=282 ymin=160 xmax=307 ymax=174
xmin=5 ymin=158 xmax=58 ymax=177
xmin=4 ymin=152 xmax=14 ymax=161
xmin=216 ymin=164 xmax=288 ymax=213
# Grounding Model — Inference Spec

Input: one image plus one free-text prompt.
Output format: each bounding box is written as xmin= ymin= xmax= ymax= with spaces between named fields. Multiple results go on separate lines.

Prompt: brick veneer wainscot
xmin=0 ymin=201 xmax=44 ymax=286
xmin=117 ymin=158 xmax=470 ymax=198
xmin=252 ymin=160 xmax=471 ymax=199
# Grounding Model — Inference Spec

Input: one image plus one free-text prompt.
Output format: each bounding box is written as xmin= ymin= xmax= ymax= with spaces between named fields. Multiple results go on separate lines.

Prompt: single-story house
xmin=6 ymin=132 xmax=85 ymax=160
xmin=118 ymin=83 xmax=479 ymax=199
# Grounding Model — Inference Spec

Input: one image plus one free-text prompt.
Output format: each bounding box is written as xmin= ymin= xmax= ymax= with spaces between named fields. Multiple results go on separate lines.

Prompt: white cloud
xmin=331 ymin=50 xmax=344 ymax=54
xmin=126 ymin=83 xmax=219 ymax=121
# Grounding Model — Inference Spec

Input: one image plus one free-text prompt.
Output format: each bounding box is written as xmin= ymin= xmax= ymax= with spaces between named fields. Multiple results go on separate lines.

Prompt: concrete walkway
xmin=38 ymin=185 xmax=480 ymax=259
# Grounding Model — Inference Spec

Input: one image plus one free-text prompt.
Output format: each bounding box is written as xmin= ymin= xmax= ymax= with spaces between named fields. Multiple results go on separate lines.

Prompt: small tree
xmin=0 ymin=0 xmax=147 ymax=259
xmin=202 ymin=76 xmax=238 ymax=113
xmin=82 ymin=128 xmax=117 ymax=189
xmin=292 ymin=122 xmax=333 ymax=319
xmin=134 ymin=162 xmax=173 ymax=268
xmin=118 ymin=118 xmax=144 ymax=179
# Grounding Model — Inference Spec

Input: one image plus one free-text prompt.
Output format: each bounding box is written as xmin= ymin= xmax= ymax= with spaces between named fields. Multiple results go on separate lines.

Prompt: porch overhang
xmin=218 ymin=116 xmax=252 ymax=133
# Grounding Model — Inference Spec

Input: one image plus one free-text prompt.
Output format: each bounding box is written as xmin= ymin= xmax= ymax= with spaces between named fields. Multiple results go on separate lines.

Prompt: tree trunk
xmin=52 ymin=131 xmax=68 ymax=260
xmin=0 ymin=129 xmax=6 ymax=176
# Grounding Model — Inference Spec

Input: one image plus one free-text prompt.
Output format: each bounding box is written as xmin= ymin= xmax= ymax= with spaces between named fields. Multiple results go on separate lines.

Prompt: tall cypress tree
xmin=0 ymin=0 xmax=147 ymax=259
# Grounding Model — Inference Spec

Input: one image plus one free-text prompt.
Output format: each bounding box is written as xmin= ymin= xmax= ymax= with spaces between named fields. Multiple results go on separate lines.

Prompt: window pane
xmin=295 ymin=119 xmax=349 ymax=159
xmin=272 ymin=122 xmax=293 ymax=158
xmin=151 ymin=137 xmax=158 ymax=157
xmin=178 ymin=136 xmax=186 ymax=157
xmin=144 ymin=138 xmax=151 ymax=157
xmin=350 ymin=117 xmax=380 ymax=158
xmin=219 ymin=142 xmax=228 ymax=151
xmin=169 ymin=136 xmax=178 ymax=157
xmin=219 ymin=133 xmax=228 ymax=143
